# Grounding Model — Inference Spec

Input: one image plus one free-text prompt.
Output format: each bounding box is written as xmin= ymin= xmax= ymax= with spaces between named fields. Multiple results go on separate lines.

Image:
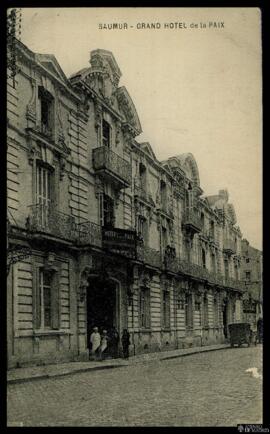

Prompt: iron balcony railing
xmin=224 ymin=277 xmax=245 ymax=292
xmin=93 ymin=146 xmax=132 ymax=186
xmin=183 ymin=209 xmax=203 ymax=233
xmin=136 ymin=245 xmax=162 ymax=269
xmin=76 ymin=220 xmax=102 ymax=247
xmin=223 ymin=239 xmax=236 ymax=254
xmin=27 ymin=204 xmax=77 ymax=241
xmin=134 ymin=185 xmax=154 ymax=205
xmin=27 ymin=204 xmax=102 ymax=247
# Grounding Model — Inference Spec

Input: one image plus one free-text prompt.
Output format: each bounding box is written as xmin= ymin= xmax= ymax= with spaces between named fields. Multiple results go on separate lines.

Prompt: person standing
xmin=110 ymin=326 xmax=119 ymax=359
xmin=89 ymin=326 xmax=101 ymax=360
xmin=121 ymin=329 xmax=130 ymax=359
xmin=99 ymin=330 xmax=109 ymax=361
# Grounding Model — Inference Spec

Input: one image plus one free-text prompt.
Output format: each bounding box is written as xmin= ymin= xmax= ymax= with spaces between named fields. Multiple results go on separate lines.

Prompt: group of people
xmin=89 ymin=326 xmax=130 ymax=361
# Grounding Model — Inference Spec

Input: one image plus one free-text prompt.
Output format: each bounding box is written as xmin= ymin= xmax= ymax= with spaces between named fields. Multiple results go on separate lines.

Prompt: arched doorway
xmin=86 ymin=276 xmax=119 ymax=356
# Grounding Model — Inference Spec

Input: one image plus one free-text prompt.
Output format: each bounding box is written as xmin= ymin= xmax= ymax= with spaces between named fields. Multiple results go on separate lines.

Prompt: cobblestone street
xmin=7 ymin=346 xmax=262 ymax=427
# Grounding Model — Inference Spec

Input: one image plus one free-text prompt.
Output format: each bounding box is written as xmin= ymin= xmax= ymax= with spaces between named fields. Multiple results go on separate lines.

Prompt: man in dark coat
xmin=121 ymin=329 xmax=130 ymax=359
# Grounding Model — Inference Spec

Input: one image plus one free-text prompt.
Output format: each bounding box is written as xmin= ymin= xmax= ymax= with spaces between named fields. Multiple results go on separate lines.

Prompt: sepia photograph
xmin=7 ymin=7 xmax=263 ymax=427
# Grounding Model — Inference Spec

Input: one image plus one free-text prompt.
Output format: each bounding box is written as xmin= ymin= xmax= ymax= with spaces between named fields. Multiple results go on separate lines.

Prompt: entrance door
xmin=223 ymin=301 xmax=228 ymax=338
xmin=87 ymin=277 xmax=117 ymax=350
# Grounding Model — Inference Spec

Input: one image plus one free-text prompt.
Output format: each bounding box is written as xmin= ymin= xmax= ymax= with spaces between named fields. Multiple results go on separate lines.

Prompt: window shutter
xmin=51 ymin=271 xmax=60 ymax=329
xmin=33 ymin=266 xmax=41 ymax=329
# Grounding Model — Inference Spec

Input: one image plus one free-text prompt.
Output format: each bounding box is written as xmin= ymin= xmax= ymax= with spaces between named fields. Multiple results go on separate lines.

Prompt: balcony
xmin=182 ymin=209 xmax=203 ymax=234
xmin=27 ymin=204 xmax=102 ymax=247
xmin=27 ymin=204 xmax=77 ymax=242
xmin=164 ymin=247 xmax=178 ymax=273
xmin=76 ymin=220 xmax=102 ymax=248
xmin=224 ymin=277 xmax=245 ymax=292
xmin=136 ymin=245 xmax=162 ymax=269
xmin=29 ymin=121 xmax=53 ymax=140
xmin=134 ymin=185 xmax=155 ymax=206
xmin=92 ymin=146 xmax=132 ymax=188
xmin=223 ymin=239 xmax=236 ymax=255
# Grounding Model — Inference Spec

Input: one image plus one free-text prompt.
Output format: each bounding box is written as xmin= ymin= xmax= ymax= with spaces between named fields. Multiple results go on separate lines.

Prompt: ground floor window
xmin=34 ymin=268 xmax=59 ymax=330
xmin=203 ymin=294 xmax=209 ymax=327
xmin=195 ymin=299 xmax=202 ymax=326
xmin=139 ymin=287 xmax=150 ymax=328
xmin=213 ymin=296 xmax=219 ymax=326
xmin=185 ymin=293 xmax=193 ymax=328
xmin=162 ymin=289 xmax=170 ymax=329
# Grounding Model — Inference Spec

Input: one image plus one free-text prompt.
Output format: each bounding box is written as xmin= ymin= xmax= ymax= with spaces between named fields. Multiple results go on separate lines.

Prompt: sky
xmin=19 ymin=7 xmax=262 ymax=250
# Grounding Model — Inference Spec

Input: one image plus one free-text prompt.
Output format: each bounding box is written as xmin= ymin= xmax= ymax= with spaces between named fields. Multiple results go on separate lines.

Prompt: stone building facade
xmin=241 ymin=239 xmax=263 ymax=329
xmin=7 ymin=41 xmax=246 ymax=368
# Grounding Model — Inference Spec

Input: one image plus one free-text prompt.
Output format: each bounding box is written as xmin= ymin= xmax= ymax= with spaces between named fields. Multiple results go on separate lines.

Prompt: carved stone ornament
xmin=26 ymin=79 xmax=37 ymax=124
xmin=94 ymin=102 xmax=103 ymax=130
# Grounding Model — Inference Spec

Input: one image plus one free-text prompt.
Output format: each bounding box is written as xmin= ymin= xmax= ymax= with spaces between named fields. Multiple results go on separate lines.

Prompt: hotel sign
xmin=102 ymin=228 xmax=137 ymax=258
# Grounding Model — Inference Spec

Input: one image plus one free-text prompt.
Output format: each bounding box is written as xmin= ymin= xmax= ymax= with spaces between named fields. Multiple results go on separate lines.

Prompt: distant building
xmin=7 ymin=40 xmax=249 ymax=368
xmin=241 ymin=239 xmax=263 ymax=329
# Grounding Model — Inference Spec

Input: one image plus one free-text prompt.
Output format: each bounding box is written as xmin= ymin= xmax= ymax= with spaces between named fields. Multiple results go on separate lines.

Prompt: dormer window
xmin=139 ymin=163 xmax=147 ymax=190
xmin=138 ymin=216 xmax=148 ymax=246
xmin=160 ymin=180 xmax=167 ymax=211
xmin=210 ymin=220 xmax=215 ymax=238
xmin=102 ymin=119 xmax=111 ymax=147
xmin=38 ymin=87 xmax=54 ymax=138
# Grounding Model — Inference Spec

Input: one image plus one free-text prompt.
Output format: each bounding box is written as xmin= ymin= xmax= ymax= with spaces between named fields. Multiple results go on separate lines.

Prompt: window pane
xmin=43 ymin=286 xmax=51 ymax=327
xmin=43 ymin=271 xmax=51 ymax=287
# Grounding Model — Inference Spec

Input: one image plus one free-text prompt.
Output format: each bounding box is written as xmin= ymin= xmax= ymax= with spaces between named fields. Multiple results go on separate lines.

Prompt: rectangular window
xmin=35 ymin=268 xmax=59 ymax=330
xmin=39 ymin=269 xmax=52 ymax=329
xmin=162 ymin=290 xmax=170 ymax=329
xmin=161 ymin=226 xmax=167 ymax=253
xmin=160 ymin=180 xmax=167 ymax=211
xmin=138 ymin=216 xmax=148 ymax=246
xmin=36 ymin=164 xmax=53 ymax=227
xmin=139 ymin=288 xmax=150 ymax=328
xmin=38 ymin=87 xmax=53 ymax=137
xmin=203 ymin=295 xmax=209 ymax=328
xmin=177 ymin=292 xmax=185 ymax=310
xmin=195 ymin=301 xmax=201 ymax=326
xmin=102 ymin=119 xmax=111 ymax=147
xmin=213 ymin=297 xmax=219 ymax=326
xmin=245 ymin=271 xmax=251 ymax=282
xmin=103 ymin=194 xmax=115 ymax=228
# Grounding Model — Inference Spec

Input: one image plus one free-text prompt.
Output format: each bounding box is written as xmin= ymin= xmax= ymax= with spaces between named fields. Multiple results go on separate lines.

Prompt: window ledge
xmin=138 ymin=328 xmax=152 ymax=333
xmin=33 ymin=330 xmax=72 ymax=336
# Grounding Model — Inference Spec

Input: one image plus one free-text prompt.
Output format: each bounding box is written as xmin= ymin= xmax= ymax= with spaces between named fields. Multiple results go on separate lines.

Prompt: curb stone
xmin=7 ymin=344 xmax=231 ymax=385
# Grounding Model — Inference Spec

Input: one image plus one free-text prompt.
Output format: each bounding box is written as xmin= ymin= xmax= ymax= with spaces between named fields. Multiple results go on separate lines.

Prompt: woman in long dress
xmin=99 ymin=330 xmax=109 ymax=361
xmin=90 ymin=327 xmax=101 ymax=360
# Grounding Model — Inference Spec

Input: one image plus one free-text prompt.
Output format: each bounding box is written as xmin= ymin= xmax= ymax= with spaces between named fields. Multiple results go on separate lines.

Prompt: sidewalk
xmin=7 ymin=343 xmax=230 ymax=384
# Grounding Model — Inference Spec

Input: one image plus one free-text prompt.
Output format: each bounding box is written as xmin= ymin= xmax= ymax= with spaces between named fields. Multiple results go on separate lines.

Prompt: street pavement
xmin=7 ymin=345 xmax=262 ymax=427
